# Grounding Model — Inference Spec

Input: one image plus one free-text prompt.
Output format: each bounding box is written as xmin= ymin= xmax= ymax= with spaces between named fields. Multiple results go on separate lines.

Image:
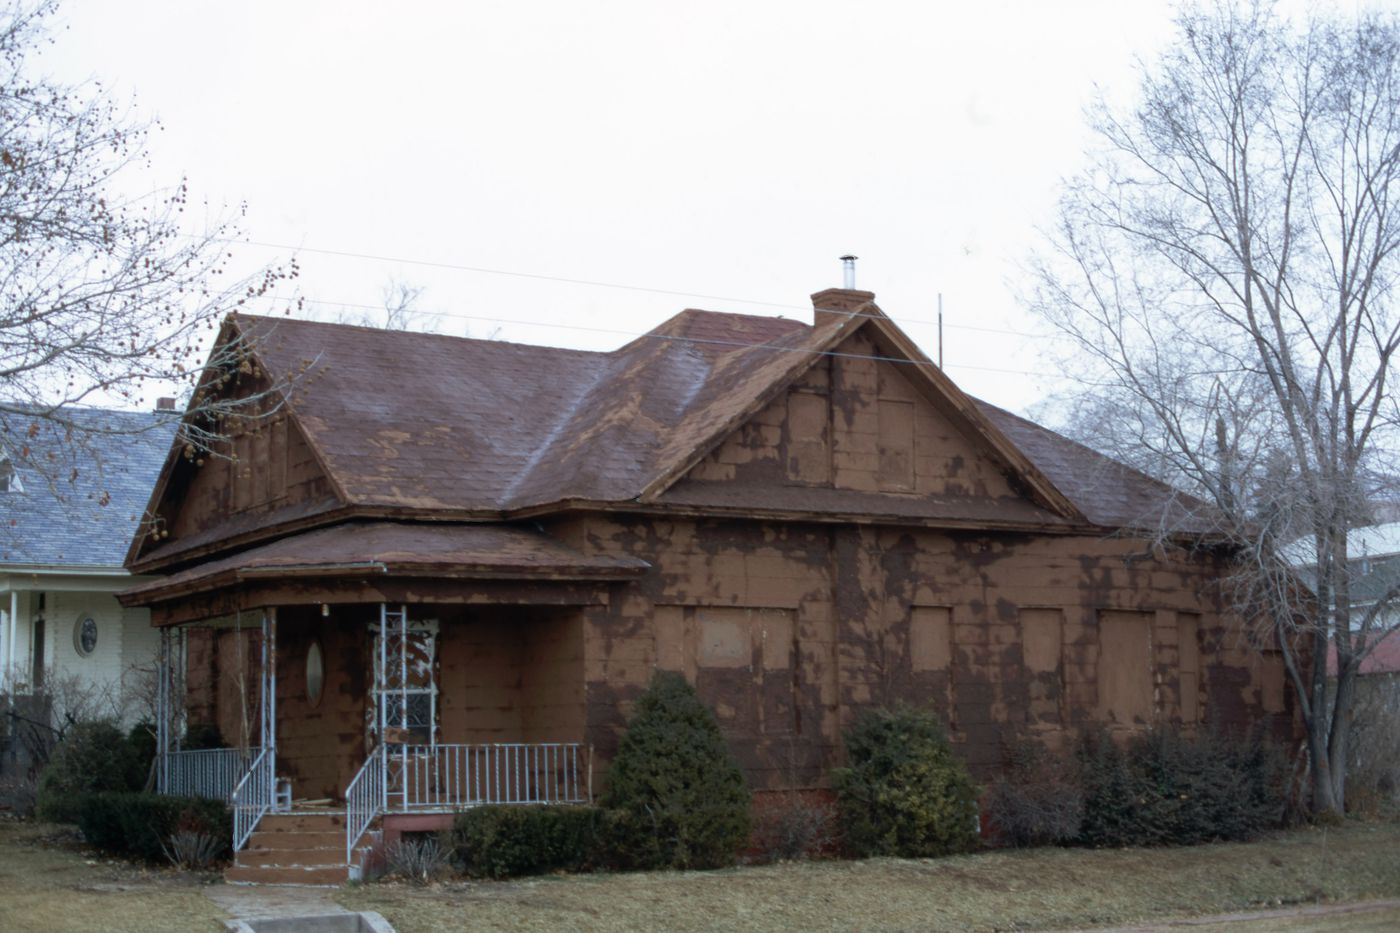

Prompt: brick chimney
xmin=811 ymin=287 xmax=876 ymax=328
xmin=155 ymin=397 xmax=177 ymax=412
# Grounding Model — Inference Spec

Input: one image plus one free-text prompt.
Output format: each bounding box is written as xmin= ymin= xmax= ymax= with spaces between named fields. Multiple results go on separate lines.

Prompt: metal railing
xmin=231 ymin=747 xmax=275 ymax=852
xmin=344 ymin=742 xmax=591 ymax=862
xmin=391 ymin=742 xmax=590 ymax=811
xmin=164 ymin=747 xmax=258 ymax=802
xmin=345 ymin=744 xmax=387 ymax=862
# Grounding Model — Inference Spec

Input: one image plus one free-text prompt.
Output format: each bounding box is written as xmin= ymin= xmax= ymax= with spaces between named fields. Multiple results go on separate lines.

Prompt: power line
xmin=227 ymin=236 xmax=1066 ymax=342
xmin=275 ymin=293 xmax=1066 ymax=380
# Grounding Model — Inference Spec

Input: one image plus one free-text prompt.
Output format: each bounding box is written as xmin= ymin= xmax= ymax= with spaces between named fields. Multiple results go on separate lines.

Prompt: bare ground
xmin=0 ymin=819 xmax=228 ymax=932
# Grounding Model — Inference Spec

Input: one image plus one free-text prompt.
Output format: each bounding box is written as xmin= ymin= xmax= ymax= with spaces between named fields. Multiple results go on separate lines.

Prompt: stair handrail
xmin=230 ymin=746 xmax=274 ymax=852
xmin=346 ymin=744 xmax=387 ymax=863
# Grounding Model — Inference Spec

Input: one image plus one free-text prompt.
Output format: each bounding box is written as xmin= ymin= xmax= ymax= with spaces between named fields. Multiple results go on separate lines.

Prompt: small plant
xmin=750 ymin=791 xmax=837 ymax=862
xmin=832 ymin=705 xmax=979 ymax=859
xmin=985 ymin=738 xmax=1084 ymax=847
xmin=600 ymin=672 xmax=751 ymax=870
xmin=161 ymin=830 xmax=225 ymax=870
xmin=383 ymin=834 xmax=452 ymax=885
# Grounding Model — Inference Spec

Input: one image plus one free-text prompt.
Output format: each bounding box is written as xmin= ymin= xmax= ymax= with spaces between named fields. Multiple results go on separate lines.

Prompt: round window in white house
xmin=73 ymin=615 xmax=98 ymax=657
xmin=306 ymin=640 xmax=325 ymax=707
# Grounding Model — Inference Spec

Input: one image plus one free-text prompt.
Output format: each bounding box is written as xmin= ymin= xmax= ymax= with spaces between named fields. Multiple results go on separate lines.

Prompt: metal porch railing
xmin=346 ymin=744 xmax=387 ymax=862
xmin=164 ymin=747 xmax=259 ymax=802
xmin=345 ymin=742 xmax=591 ymax=861
xmin=230 ymin=747 xmax=275 ymax=852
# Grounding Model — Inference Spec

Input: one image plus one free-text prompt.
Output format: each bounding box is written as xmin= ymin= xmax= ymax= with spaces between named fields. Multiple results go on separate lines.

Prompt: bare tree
xmin=0 ymin=1 xmax=298 ymax=498
xmin=1030 ymin=0 xmax=1400 ymax=817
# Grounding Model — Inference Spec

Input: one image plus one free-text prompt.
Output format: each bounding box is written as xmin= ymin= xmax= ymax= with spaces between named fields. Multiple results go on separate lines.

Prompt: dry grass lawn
xmin=0 ymin=819 xmax=228 ymax=933
xmin=337 ymin=820 xmax=1400 ymax=932
xmin=2 ymin=816 xmax=1398 ymax=931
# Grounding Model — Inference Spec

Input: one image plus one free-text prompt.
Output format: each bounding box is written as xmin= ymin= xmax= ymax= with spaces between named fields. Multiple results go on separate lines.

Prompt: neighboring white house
xmin=0 ymin=407 xmax=175 ymax=728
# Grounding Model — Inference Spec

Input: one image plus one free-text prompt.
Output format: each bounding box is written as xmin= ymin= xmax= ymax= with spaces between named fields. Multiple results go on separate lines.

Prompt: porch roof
xmin=119 ymin=520 xmax=649 ymax=604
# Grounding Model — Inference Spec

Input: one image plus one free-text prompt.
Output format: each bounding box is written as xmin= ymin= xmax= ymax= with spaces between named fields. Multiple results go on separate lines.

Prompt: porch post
xmin=156 ymin=626 xmax=171 ymax=794
xmin=377 ymin=603 xmax=387 ymax=809
xmin=260 ymin=609 xmax=277 ymax=756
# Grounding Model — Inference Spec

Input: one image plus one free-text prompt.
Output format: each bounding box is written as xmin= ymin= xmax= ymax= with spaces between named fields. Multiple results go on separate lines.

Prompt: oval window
xmin=73 ymin=616 xmax=98 ymax=657
xmin=306 ymin=640 xmax=325 ymax=707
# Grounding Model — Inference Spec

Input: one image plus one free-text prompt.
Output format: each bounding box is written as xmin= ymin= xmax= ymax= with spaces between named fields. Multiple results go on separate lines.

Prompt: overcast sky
xmin=37 ymin=0 xmax=1385 ymax=415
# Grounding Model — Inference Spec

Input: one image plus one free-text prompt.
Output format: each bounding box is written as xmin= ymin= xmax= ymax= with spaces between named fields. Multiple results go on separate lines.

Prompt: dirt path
xmin=1091 ymin=898 xmax=1400 ymax=931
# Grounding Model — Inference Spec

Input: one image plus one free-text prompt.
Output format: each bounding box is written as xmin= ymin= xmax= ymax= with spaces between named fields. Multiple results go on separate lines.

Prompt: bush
xmin=1076 ymin=725 xmax=1286 ymax=847
xmin=383 ymin=833 xmax=453 ymax=884
xmin=452 ymin=805 xmax=600 ymax=878
xmin=600 ymin=671 xmax=751 ymax=870
xmin=35 ymin=720 xmax=143 ymax=823
xmin=985 ymin=738 xmax=1084 ymax=847
xmin=75 ymin=791 xmax=231 ymax=864
xmin=1347 ymin=680 xmax=1400 ymax=816
xmin=832 ymin=706 xmax=979 ymax=858
xmin=750 ymin=790 xmax=838 ymax=862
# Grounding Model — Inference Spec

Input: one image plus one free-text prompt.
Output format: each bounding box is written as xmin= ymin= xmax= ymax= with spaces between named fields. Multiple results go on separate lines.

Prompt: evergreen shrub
xmin=600 ymin=671 xmax=751 ymax=870
xmin=1076 ymin=725 xmax=1286 ymax=847
xmin=75 ymin=791 xmax=231 ymax=863
xmin=451 ymin=805 xmax=600 ymax=878
xmin=35 ymin=720 xmax=142 ymax=823
xmin=832 ymin=706 xmax=979 ymax=858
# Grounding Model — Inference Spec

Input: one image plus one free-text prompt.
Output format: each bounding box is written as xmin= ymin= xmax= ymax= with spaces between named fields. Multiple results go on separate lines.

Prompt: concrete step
xmin=235 ymin=847 xmax=346 ymax=869
xmin=247 ymin=831 xmax=345 ymax=851
xmin=255 ymin=813 xmax=345 ymax=832
xmin=224 ymin=862 xmax=348 ymax=886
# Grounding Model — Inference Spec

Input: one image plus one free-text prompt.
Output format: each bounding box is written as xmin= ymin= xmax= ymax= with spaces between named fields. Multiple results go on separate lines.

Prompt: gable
xmin=132 ymin=395 xmax=342 ymax=569
xmin=683 ymin=328 xmax=1022 ymax=501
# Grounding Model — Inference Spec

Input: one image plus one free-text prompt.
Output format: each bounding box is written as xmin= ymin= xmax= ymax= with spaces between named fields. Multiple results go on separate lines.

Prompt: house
xmin=1289 ymin=522 xmax=1400 ymax=686
xmin=118 ymin=286 xmax=1298 ymax=881
xmin=0 ymin=407 xmax=175 ymax=788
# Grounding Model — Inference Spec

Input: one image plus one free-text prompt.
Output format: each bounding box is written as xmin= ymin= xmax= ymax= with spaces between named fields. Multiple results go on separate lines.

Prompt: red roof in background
xmin=1328 ymin=626 xmax=1400 ymax=676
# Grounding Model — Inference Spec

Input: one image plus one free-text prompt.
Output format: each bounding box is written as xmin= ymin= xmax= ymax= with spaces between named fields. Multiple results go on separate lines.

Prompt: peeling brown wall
xmin=436 ymin=606 xmax=585 ymax=745
xmin=688 ymin=334 xmax=1018 ymax=498
xmin=577 ymin=514 xmax=1298 ymax=789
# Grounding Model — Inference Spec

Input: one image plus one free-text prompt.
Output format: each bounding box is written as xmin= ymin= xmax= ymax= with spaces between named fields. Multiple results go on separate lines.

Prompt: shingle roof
xmin=121 ymin=520 xmax=649 ymax=603
xmin=235 ymin=310 xmax=836 ymax=512
xmin=1 ymin=408 xmax=175 ymax=568
xmin=136 ymin=303 xmax=1215 ymax=569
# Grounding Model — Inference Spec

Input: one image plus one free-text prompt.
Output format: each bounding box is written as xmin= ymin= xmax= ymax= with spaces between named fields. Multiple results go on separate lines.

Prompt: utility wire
xmin=228 ymin=236 xmax=1068 ymax=342
xmin=271 ymin=293 xmax=1066 ymax=379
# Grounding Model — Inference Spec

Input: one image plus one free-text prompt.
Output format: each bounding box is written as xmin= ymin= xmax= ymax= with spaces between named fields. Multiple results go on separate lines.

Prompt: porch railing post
xmin=156 ymin=627 xmax=171 ymax=794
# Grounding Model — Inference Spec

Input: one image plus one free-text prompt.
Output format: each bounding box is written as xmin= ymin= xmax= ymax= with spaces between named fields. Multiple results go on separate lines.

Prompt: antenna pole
xmin=937 ymin=293 xmax=943 ymax=369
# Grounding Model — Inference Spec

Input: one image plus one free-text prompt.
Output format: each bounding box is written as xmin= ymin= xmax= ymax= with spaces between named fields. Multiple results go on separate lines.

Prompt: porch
xmin=151 ymin=602 xmax=595 ymax=880
xmin=119 ymin=520 xmax=644 ymax=881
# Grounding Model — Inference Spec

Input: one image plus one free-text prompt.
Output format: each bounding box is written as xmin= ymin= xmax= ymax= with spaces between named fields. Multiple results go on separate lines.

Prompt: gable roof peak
xmin=811 ymin=287 xmax=879 ymax=328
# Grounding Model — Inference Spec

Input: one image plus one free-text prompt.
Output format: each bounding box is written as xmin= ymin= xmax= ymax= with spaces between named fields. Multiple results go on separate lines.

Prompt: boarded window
xmin=1178 ymin=612 xmax=1200 ymax=723
xmin=786 ymin=391 xmax=831 ymax=484
xmin=910 ymin=606 xmax=952 ymax=671
xmin=1022 ymin=608 xmax=1065 ymax=727
xmin=1021 ymin=608 xmax=1063 ymax=673
xmin=1098 ymin=610 xmax=1154 ymax=725
xmin=877 ymin=399 xmax=915 ymax=490
xmin=1255 ymin=651 xmax=1286 ymax=714
xmin=664 ymin=606 xmax=798 ymax=738
xmin=698 ymin=609 xmax=751 ymax=668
